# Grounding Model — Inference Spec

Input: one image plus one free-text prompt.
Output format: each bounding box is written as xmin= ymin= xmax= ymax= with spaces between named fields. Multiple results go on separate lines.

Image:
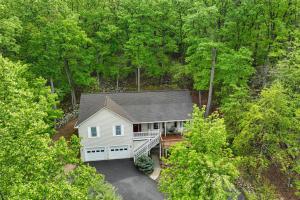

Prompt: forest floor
xmin=264 ymin=165 xmax=298 ymax=200
xmin=52 ymin=118 xmax=78 ymax=141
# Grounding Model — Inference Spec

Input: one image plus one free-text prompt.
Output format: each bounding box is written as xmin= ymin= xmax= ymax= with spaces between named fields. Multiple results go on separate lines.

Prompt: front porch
xmin=132 ymin=121 xmax=185 ymax=159
xmin=132 ymin=121 xmax=185 ymax=140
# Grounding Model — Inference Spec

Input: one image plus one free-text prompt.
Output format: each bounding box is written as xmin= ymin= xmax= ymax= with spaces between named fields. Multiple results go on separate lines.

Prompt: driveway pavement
xmin=88 ymin=159 xmax=164 ymax=200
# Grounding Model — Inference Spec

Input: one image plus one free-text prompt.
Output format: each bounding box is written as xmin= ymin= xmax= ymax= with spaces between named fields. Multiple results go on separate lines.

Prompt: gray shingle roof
xmin=77 ymin=90 xmax=193 ymax=125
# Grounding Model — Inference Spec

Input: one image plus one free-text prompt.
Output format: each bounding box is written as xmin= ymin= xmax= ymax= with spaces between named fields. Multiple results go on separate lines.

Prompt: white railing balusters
xmin=133 ymin=133 xmax=160 ymax=162
xmin=133 ymin=129 xmax=160 ymax=139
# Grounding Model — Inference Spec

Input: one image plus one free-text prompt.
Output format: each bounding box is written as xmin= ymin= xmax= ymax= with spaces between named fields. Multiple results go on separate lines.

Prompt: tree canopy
xmin=159 ymin=106 xmax=239 ymax=200
xmin=1 ymin=0 xmax=299 ymax=198
xmin=0 ymin=56 xmax=120 ymax=199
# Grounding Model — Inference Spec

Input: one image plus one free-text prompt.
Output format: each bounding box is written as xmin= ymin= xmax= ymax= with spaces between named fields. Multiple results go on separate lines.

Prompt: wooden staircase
xmin=133 ymin=133 xmax=160 ymax=162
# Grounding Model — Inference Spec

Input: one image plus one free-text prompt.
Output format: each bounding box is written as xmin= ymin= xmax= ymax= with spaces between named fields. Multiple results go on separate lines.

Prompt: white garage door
xmin=85 ymin=147 xmax=107 ymax=161
xmin=109 ymin=145 xmax=130 ymax=160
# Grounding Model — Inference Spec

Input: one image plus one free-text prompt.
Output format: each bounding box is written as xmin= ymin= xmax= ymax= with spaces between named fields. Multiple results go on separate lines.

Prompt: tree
xmin=205 ymin=48 xmax=216 ymax=117
xmin=0 ymin=3 xmax=22 ymax=57
xmin=220 ymin=86 xmax=251 ymax=139
xmin=184 ymin=1 xmax=254 ymax=112
xmin=28 ymin=15 xmax=93 ymax=106
xmin=78 ymin=0 xmax=128 ymax=91
xmin=0 ymin=56 xmax=120 ymax=199
xmin=233 ymin=83 xmax=300 ymax=181
xmin=159 ymin=106 xmax=239 ymax=200
xmin=274 ymin=32 xmax=300 ymax=93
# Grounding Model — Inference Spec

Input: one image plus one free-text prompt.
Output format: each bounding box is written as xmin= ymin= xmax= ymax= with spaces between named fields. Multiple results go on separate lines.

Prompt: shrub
xmin=244 ymin=182 xmax=279 ymax=200
xmin=135 ymin=155 xmax=154 ymax=175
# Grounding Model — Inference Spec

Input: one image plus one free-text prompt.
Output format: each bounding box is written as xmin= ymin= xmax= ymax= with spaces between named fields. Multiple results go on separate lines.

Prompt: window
xmin=153 ymin=123 xmax=159 ymax=129
xmin=88 ymin=126 xmax=99 ymax=138
xmin=91 ymin=127 xmax=97 ymax=137
xmin=114 ymin=125 xmax=124 ymax=136
xmin=116 ymin=125 xmax=121 ymax=135
xmin=174 ymin=122 xmax=177 ymax=128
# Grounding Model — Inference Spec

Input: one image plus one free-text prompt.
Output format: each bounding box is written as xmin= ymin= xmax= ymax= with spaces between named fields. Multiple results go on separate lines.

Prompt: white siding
xmin=78 ymin=108 xmax=133 ymax=161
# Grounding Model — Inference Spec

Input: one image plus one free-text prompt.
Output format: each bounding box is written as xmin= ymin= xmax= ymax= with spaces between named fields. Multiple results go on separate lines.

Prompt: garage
xmin=85 ymin=147 xmax=107 ymax=161
xmin=109 ymin=145 xmax=130 ymax=160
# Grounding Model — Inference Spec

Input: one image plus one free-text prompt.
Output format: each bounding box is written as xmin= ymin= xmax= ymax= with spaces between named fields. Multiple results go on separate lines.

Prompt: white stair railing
xmin=133 ymin=133 xmax=160 ymax=162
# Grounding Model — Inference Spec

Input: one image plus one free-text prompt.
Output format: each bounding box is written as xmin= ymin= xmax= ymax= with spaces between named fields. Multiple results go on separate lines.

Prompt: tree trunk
xmin=262 ymin=56 xmax=270 ymax=87
xmin=137 ymin=67 xmax=141 ymax=92
xmin=49 ymin=77 xmax=55 ymax=93
xmin=97 ymin=72 xmax=101 ymax=92
xmin=205 ymin=48 xmax=217 ymax=118
xmin=49 ymin=77 xmax=57 ymax=109
xmin=135 ymin=68 xmax=138 ymax=86
xmin=116 ymin=74 xmax=119 ymax=91
xmin=198 ymin=90 xmax=202 ymax=107
xmin=64 ymin=59 xmax=76 ymax=108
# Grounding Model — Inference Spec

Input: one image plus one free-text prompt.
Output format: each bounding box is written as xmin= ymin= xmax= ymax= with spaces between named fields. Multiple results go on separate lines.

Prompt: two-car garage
xmin=84 ymin=145 xmax=130 ymax=162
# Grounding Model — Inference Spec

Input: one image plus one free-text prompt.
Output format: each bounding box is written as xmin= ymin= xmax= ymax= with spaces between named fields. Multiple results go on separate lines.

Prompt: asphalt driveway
xmin=88 ymin=159 xmax=164 ymax=200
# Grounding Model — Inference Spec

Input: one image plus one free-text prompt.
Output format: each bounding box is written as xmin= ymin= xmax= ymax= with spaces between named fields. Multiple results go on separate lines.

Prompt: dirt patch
xmin=64 ymin=164 xmax=77 ymax=174
xmin=52 ymin=118 xmax=78 ymax=141
xmin=264 ymin=165 xmax=298 ymax=200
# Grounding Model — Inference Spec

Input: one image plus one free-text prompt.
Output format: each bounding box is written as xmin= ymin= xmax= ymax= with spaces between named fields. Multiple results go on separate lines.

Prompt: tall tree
xmin=0 ymin=56 xmax=120 ymax=199
xmin=28 ymin=14 xmax=93 ymax=106
xmin=159 ymin=106 xmax=239 ymax=200
xmin=0 ymin=4 xmax=22 ymax=57
xmin=205 ymin=48 xmax=216 ymax=117
xmin=184 ymin=1 xmax=254 ymax=112
xmin=233 ymin=83 xmax=300 ymax=184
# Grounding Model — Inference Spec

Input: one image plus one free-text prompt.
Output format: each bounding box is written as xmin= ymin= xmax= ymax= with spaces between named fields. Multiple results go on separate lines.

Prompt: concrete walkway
xmin=149 ymin=154 xmax=161 ymax=181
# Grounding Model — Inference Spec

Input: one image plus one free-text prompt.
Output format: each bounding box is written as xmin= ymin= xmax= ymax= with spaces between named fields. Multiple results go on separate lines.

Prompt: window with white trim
xmin=88 ymin=126 xmax=99 ymax=138
xmin=113 ymin=125 xmax=124 ymax=136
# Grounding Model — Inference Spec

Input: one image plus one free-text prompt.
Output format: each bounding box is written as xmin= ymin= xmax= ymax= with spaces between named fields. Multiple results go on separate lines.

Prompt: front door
xmin=133 ymin=124 xmax=141 ymax=132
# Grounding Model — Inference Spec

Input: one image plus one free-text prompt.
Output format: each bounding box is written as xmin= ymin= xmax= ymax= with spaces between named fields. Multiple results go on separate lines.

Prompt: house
xmin=75 ymin=90 xmax=194 ymax=162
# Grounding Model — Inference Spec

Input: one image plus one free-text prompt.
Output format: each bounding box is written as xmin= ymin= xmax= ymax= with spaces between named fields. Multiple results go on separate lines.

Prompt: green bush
xmin=135 ymin=155 xmax=154 ymax=175
xmin=244 ymin=183 xmax=279 ymax=200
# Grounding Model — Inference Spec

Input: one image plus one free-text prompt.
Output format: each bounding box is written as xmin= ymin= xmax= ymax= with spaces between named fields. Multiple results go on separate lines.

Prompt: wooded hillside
xmin=1 ymin=0 xmax=299 ymax=199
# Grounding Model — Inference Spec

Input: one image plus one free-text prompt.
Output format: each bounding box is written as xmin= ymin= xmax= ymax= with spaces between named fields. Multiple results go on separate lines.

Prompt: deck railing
xmin=133 ymin=129 xmax=160 ymax=139
xmin=133 ymin=133 xmax=160 ymax=162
